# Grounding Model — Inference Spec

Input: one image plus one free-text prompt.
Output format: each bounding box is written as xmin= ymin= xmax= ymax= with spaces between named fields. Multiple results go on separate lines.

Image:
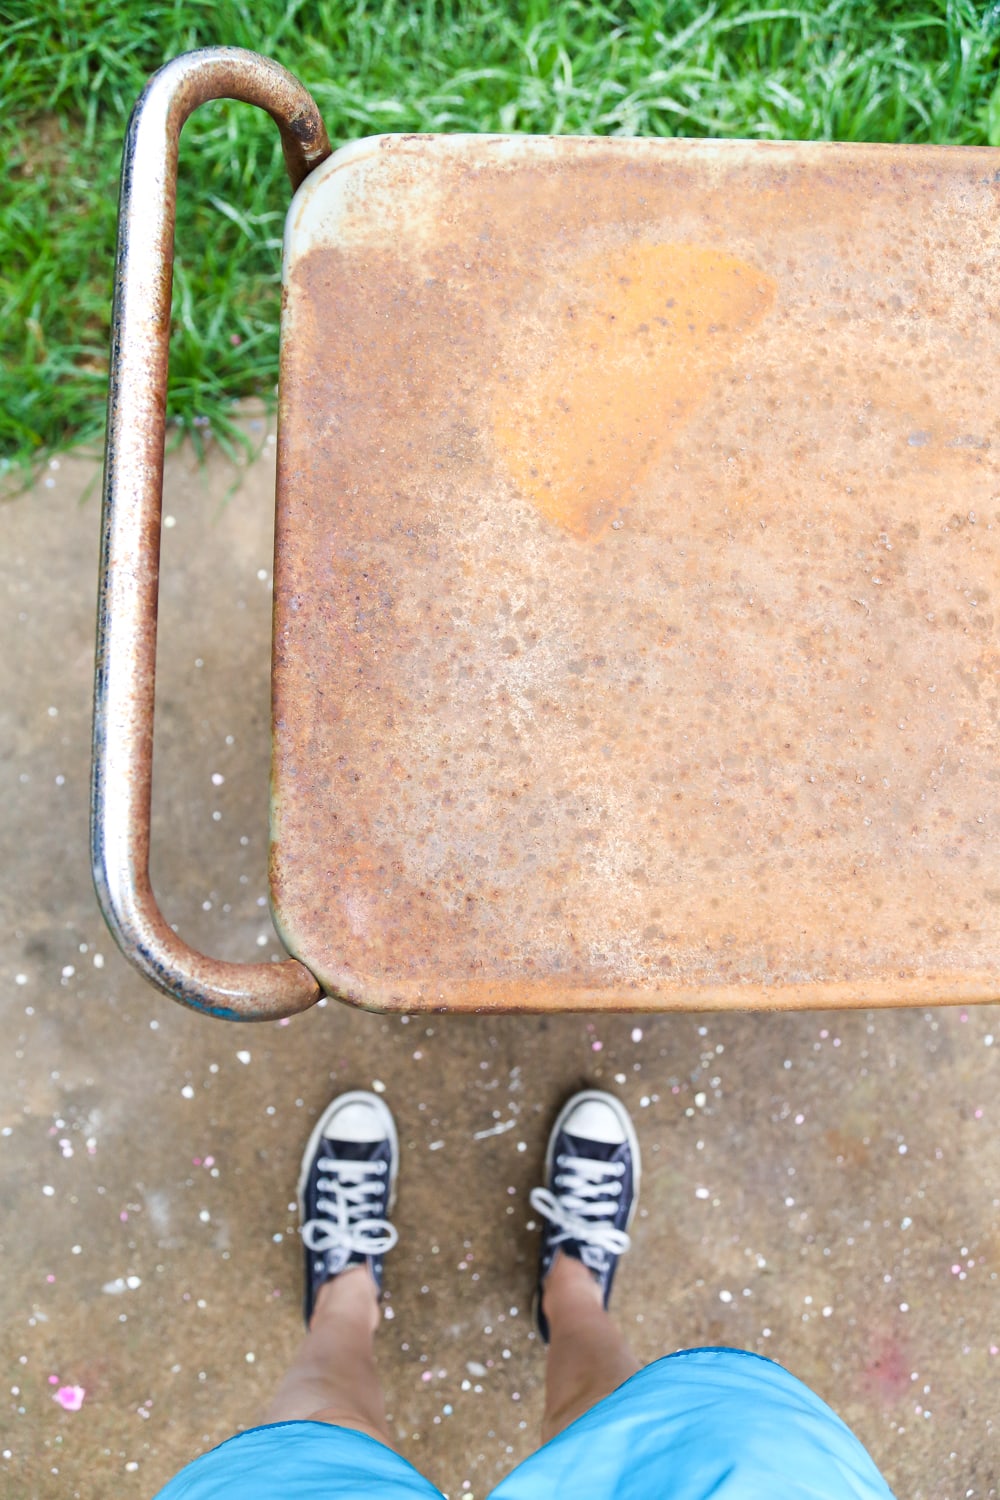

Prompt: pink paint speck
xmin=591 ymin=1040 xmax=603 ymax=1052
xmin=192 ymin=1157 xmax=202 ymax=1166
xmin=46 ymin=1274 xmax=55 ymax=1284
xmin=974 ymin=1109 xmax=983 ymax=1120
xmin=119 ymin=1211 xmax=128 ymax=1222
xmin=53 ymin=1385 xmax=85 ymax=1411
xmin=48 ymin=1375 xmax=59 ymax=1385
xmin=278 ymin=1018 xmax=291 ymax=1026
xmin=203 ymin=1156 xmax=215 ymax=1168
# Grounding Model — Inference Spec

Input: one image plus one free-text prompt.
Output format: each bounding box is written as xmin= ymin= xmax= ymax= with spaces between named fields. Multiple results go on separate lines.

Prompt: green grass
xmin=2 ymin=0 xmax=1000 ymax=474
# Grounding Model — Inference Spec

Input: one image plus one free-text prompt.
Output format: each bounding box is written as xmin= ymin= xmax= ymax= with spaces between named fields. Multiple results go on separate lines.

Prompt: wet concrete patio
xmin=1 ymin=424 xmax=997 ymax=1498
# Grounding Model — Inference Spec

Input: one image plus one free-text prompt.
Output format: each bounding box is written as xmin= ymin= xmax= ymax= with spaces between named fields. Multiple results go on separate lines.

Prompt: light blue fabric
xmin=152 ymin=1421 xmax=441 ymax=1500
xmin=491 ymin=1349 xmax=895 ymax=1500
xmin=154 ymin=1347 xmax=896 ymax=1499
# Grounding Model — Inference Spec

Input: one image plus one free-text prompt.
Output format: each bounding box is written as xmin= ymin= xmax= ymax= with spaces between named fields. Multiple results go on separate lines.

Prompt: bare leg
xmin=263 ymin=1267 xmax=393 ymax=1448
xmin=540 ymin=1251 xmax=641 ymax=1444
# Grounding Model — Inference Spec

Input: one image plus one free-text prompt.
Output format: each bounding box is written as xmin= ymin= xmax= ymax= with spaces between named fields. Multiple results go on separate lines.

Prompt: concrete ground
xmin=2 ymin=420 xmax=997 ymax=1500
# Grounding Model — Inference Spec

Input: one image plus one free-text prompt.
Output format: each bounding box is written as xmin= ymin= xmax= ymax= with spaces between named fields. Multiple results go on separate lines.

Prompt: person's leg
xmin=540 ymin=1250 xmax=641 ymax=1442
xmin=263 ymin=1265 xmax=393 ymax=1446
xmin=529 ymin=1091 xmax=643 ymax=1445
xmin=258 ymin=1090 xmax=400 ymax=1445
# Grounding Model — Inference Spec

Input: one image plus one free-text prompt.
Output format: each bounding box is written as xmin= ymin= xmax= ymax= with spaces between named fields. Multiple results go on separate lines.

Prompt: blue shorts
xmin=154 ymin=1347 xmax=896 ymax=1499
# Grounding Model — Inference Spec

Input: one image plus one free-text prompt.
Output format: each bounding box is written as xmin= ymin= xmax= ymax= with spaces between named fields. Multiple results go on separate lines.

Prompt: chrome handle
xmin=92 ymin=49 xmax=331 ymax=1019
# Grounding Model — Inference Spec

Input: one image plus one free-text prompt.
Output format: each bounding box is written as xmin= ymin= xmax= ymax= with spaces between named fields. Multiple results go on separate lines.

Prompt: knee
xmin=304 ymin=1406 xmax=397 ymax=1450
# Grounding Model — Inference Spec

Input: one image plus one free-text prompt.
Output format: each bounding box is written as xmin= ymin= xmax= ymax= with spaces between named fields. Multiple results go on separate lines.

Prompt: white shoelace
xmin=301 ymin=1156 xmax=398 ymax=1266
xmin=529 ymin=1153 xmax=631 ymax=1259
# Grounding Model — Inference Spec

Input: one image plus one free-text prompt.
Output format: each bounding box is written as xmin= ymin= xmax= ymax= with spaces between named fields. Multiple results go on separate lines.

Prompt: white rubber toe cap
xmin=323 ymin=1094 xmax=392 ymax=1143
xmin=562 ymin=1096 xmax=627 ymax=1144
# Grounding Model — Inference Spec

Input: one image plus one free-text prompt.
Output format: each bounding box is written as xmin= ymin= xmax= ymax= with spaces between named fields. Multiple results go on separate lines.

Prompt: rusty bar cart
xmin=92 ymin=48 xmax=1000 ymax=1021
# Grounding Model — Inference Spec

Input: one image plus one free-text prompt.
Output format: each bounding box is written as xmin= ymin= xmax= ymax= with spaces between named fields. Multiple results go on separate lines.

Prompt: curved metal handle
xmin=91 ymin=49 xmax=331 ymax=1020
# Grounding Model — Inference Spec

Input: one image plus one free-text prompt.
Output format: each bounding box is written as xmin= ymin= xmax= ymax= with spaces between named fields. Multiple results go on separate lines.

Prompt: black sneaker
xmin=297 ymin=1090 xmax=399 ymax=1326
xmin=530 ymin=1090 xmax=640 ymax=1343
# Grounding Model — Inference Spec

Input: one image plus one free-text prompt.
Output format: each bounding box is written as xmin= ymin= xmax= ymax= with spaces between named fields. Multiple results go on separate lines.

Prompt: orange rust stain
xmin=492 ymin=242 xmax=776 ymax=538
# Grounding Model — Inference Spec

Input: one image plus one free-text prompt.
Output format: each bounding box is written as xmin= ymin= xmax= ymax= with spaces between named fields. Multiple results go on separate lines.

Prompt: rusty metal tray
xmin=270 ymin=133 xmax=1000 ymax=1014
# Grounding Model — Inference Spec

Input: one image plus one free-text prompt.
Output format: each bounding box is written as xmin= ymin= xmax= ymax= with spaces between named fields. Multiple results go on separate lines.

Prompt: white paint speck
xmin=236 ymin=1050 xmax=251 ymax=1065
xmin=719 ymin=1289 xmax=733 ymax=1303
xmin=372 ymin=1080 xmax=386 ymax=1094
xmin=181 ymin=1085 xmax=195 ymax=1099
xmin=42 ymin=1185 xmax=55 ymax=1197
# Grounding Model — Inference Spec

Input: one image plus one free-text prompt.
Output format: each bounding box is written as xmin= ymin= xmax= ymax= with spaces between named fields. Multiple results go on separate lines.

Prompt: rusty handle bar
xmin=91 ymin=49 xmax=332 ymax=1020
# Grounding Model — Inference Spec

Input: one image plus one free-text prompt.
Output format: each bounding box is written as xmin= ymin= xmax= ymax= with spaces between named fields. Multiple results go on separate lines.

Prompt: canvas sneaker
xmin=530 ymin=1089 xmax=640 ymax=1343
xmin=297 ymin=1090 xmax=399 ymax=1326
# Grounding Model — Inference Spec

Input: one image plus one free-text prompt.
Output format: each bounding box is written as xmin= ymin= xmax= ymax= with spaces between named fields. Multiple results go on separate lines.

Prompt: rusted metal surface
xmin=92 ymin=48 xmax=330 ymax=1019
xmin=272 ymin=134 xmax=1000 ymax=1013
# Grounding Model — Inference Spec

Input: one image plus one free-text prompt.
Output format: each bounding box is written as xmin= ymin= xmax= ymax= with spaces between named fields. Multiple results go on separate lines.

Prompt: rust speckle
xmin=493 ymin=243 xmax=775 ymax=538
